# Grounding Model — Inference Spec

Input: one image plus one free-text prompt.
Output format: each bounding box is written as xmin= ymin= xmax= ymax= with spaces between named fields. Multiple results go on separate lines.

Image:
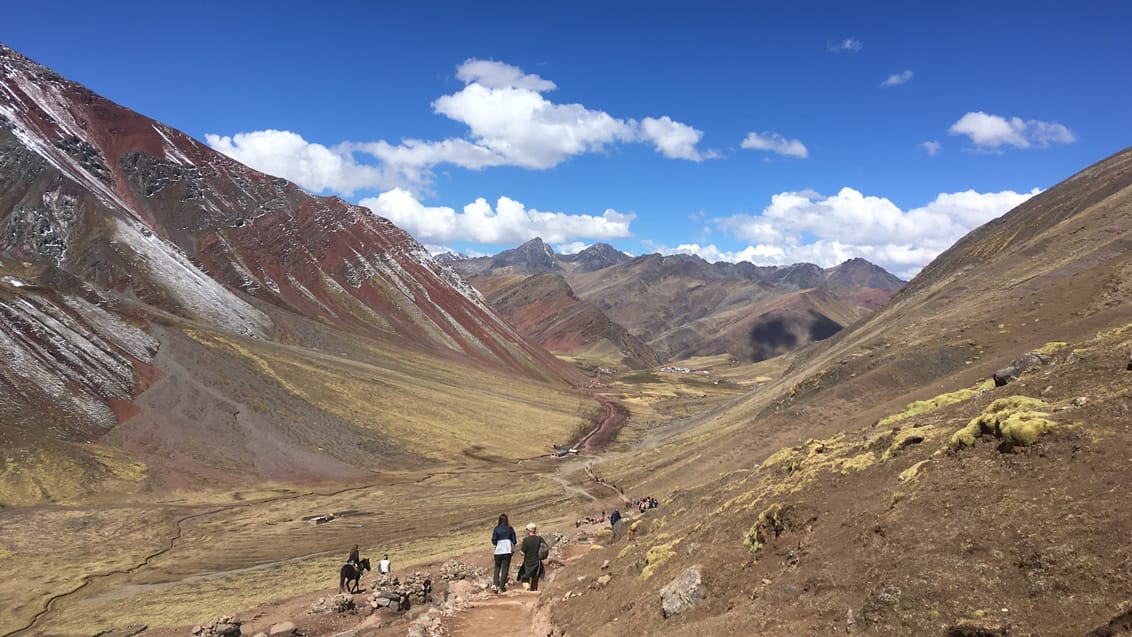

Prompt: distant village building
xmin=660 ymin=366 xmax=710 ymax=375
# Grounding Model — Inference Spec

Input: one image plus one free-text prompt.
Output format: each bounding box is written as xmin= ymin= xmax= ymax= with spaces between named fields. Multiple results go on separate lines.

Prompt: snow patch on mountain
xmin=152 ymin=123 xmax=196 ymax=166
xmin=0 ymin=295 xmax=124 ymax=429
xmin=111 ymin=217 xmax=271 ymax=338
xmin=66 ymin=294 xmax=159 ymax=364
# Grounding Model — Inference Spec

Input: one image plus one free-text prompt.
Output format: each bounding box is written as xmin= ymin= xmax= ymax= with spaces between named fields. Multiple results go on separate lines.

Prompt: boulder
xmin=369 ymin=570 xmax=432 ymax=612
xmin=659 ymin=565 xmax=707 ymax=619
xmin=994 ymin=351 xmax=1053 ymax=386
xmin=947 ymin=618 xmax=1007 ymax=636
xmin=611 ymin=518 xmax=629 ymax=540
xmin=267 ymin=622 xmax=297 ymax=636
xmin=309 ymin=594 xmax=355 ymax=614
xmin=439 ymin=560 xmax=484 ymax=581
xmin=191 ymin=617 xmax=242 ymax=637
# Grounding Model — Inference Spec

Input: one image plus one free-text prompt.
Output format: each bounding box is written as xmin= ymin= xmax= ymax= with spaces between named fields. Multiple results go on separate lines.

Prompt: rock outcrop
xmin=659 ymin=565 xmax=706 ymax=619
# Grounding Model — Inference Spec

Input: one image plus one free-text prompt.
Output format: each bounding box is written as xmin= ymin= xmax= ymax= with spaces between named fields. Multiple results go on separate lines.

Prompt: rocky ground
xmin=135 ymin=526 xmax=599 ymax=637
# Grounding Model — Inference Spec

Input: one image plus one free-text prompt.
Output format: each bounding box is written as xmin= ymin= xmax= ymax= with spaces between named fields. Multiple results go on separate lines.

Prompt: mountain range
xmin=441 ymin=239 xmax=903 ymax=366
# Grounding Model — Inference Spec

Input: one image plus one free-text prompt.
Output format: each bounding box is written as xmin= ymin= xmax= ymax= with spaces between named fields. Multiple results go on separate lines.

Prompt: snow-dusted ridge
xmin=111 ymin=216 xmax=271 ymax=338
xmin=0 ymin=54 xmax=135 ymax=215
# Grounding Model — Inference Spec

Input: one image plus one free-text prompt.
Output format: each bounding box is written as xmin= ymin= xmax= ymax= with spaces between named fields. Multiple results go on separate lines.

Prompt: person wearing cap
xmin=519 ymin=522 xmax=546 ymax=591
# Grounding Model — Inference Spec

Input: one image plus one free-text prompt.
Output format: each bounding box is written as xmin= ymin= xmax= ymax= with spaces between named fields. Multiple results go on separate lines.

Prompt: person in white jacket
xmin=490 ymin=513 xmax=517 ymax=592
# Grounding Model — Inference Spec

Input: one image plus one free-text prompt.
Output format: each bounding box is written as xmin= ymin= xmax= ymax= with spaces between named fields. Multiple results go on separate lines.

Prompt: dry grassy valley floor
xmin=0 ymin=358 xmax=752 ymax=637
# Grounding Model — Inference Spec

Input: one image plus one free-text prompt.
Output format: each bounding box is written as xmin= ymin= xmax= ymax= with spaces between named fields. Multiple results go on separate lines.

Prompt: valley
xmin=0 ymin=359 xmax=754 ymax=636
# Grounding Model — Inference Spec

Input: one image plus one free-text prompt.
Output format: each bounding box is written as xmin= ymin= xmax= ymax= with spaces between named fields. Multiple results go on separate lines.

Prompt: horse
xmin=339 ymin=557 xmax=370 ymax=593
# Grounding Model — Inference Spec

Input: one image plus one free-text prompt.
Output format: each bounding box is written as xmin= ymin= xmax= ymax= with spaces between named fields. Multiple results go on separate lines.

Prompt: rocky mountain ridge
xmin=445 ymin=238 xmax=904 ymax=363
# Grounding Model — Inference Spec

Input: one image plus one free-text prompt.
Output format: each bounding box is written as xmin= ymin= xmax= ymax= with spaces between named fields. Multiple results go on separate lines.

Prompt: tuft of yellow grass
xmin=641 ymin=538 xmax=680 ymax=580
xmin=950 ymin=396 xmax=1055 ymax=448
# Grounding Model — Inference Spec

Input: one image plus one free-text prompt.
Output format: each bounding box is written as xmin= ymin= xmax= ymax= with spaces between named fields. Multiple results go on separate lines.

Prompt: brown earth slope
xmin=472 ymin=272 xmax=662 ymax=370
xmin=547 ymin=146 xmax=1132 ymax=636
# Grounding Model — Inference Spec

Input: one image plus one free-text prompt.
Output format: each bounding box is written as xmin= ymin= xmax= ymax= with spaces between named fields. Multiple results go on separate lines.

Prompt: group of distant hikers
xmin=574 ymin=496 xmax=661 ymax=530
xmin=347 ymin=545 xmax=391 ymax=574
xmin=342 ymin=496 xmax=663 ymax=594
xmin=341 ymin=489 xmax=669 ymax=597
xmin=338 ymin=545 xmax=391 ymax=593
xmin=339 ymin=514 xmax=550 ymax=595
xmin=339 ymin=491 xmax=670 ymax=597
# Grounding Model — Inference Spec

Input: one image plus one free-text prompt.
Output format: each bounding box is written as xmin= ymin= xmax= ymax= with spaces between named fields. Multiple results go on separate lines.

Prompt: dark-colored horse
xmin=339 ymin=557 xmax=371 ymax=593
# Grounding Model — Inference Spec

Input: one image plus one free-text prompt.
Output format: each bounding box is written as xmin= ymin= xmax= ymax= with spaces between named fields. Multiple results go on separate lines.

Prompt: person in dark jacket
xmin=491 ymin=513 xmax=517 ymax=592
xmin=344 ymin=544 xmax=361 ymax=579
xmin=519 ymin=522 xmax=546 ymax=592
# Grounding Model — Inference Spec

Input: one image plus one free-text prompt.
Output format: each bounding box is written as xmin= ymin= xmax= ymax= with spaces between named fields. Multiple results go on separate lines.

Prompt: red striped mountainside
xmin=0 ymin=44 xmax=586 ymax=499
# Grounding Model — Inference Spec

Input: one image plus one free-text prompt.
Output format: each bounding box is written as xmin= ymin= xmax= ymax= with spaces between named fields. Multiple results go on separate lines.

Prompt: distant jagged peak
xmin=445 ymin=239 xmax=902 ymax=289
xmin=489 ymin=237 xmax=560 ymax=273
xmin=825 ymin=257 xmax=905 ymax=290
xmin=561 ymin=242 xmax=632 ymax=272
xmin=518 ymin=236 xmax=554 ymax=256
xmin=433 ymin=250 xmax=470 ymax=264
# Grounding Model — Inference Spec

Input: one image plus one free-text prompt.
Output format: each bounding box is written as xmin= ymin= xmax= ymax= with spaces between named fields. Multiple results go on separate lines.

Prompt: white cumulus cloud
xmin=948 ymin=111 xmax=1076 ymax=150
xmin=920 ymin=140 xmax=942 ymax=156
xmin=881 ymin=70 xmax=914 ymax=87
xmin=431 ymin=77 xmax=637 ymax=169
xmin=358 ymin=188 xmax=634 ymax=246
xmin=700 ymin=186 xmax=1039 ymax=278
xmin=206 ymin=59 xmax=711 ymax=196
xmin=203 ymin=130 xmax=399 ymax=196
xmin=741 ymin=131 xmax=808 ymax=158
xmin=827 ymin=37 xmax=863 ymax=52
xmin=555 ymin=241 xmax=589 ymax=255
xmin=640 ymin=116 xmax=711 ymax=161
xmin=455 ymin=58 xmax=557 ymax=91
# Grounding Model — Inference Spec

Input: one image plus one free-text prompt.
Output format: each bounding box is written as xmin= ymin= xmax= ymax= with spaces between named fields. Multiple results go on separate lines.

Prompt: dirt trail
xmin=441 ymin=544 xmax=585 ymax=637
xmin=445 ymin=591 xmax=541 ymax=636
xmin=576 ymin=396 xmax=627 ymax=451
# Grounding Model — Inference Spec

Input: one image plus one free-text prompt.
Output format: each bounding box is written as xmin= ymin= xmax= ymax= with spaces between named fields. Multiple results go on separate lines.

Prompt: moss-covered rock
xmin=950 ymin=396 xmax=1055 ymax=449
xmin=899 ymin=459 xmax=930 ymax=482
xmin=743 ymin=503 xmax=786 ymax=554
xmin=840 ymin=451 xmax=876 ymax=474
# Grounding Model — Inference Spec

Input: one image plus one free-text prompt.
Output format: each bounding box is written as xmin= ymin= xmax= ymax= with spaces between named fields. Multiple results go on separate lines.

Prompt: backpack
xmin=538 ymin=538 xmax=550 ymax=560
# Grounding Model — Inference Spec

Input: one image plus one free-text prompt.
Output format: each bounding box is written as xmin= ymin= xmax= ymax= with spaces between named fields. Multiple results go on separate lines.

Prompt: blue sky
xmin=5 ymin=1 xmax=1130 ymax=278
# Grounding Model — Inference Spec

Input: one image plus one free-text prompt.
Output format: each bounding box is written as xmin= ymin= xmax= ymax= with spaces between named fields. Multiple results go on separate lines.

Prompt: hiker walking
xmin=491 ymin=513 xmax=517 ymax=592
xmin=378 ymin=553 xmax=391 ymax=574
xmin=519 ymin=522 xmax=548 ymax=592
